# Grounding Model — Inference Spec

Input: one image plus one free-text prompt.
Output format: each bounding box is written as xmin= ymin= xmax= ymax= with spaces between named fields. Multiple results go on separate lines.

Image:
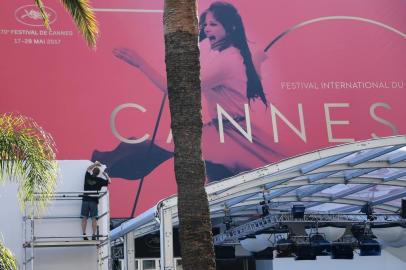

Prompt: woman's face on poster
xmin=203 ymin=12 xmax=226 ymax=45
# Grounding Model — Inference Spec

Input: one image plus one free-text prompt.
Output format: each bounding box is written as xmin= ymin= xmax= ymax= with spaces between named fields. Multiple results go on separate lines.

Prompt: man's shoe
xmin=92 ymin=235 xmax=96 ymax=240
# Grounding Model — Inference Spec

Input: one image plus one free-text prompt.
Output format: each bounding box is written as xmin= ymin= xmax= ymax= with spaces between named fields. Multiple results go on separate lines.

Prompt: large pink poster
xmin=1 ymin=0 xmax=405 ymax=218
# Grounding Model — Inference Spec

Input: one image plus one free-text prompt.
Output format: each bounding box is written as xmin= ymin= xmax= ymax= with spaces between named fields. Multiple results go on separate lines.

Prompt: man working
xmin=81 ymin=161 xmax=111 ymax=240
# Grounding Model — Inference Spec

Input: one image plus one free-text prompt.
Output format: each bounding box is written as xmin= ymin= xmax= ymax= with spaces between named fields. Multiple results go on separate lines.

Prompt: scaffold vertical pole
xmin=31 ymin=199 xmax=34 ymax=270
xmin=160 ymin=205 xmax=174 ymax=270
xmin=124 ymin=230 xmax=135 ymax=270
xmin=23 ymin=205 xmax=27 ymax=270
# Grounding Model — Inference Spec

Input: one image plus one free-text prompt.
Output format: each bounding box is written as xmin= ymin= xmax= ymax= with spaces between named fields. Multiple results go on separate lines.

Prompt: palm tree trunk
xmin=163 ymin=1 xmax=215 ymax=269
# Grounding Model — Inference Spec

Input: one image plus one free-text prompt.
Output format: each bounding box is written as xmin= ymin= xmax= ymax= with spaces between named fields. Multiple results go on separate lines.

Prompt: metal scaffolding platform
xmin=22 ymin=191 xmax=110 ymax=270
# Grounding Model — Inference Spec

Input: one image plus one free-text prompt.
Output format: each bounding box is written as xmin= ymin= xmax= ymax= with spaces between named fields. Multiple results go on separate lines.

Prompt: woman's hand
xmin=113 ymin=48 xmax=144 ymax=68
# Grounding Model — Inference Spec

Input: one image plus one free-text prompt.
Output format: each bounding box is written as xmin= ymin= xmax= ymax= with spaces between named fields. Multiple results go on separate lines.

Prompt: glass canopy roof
xmin=111 ymin=136 xmax=406 ymax=241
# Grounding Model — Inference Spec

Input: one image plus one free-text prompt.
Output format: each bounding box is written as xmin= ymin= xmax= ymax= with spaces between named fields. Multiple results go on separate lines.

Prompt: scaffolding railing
xmin=22 ymin=190 xmax=110 ymax=270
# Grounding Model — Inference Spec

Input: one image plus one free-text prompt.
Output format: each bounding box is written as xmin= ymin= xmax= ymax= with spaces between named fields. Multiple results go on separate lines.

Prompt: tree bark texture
xmin=163 ymin=1 xmax=216 ymax=269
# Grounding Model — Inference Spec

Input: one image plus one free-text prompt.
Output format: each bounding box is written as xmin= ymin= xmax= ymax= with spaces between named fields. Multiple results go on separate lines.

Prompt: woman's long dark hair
xmin=199 ymin=1 xmax=267 ymax=105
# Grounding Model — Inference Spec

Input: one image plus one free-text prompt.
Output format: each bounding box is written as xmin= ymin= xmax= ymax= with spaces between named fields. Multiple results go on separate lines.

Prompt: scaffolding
xmin=22 ymin=190 xmax=110 ymax=270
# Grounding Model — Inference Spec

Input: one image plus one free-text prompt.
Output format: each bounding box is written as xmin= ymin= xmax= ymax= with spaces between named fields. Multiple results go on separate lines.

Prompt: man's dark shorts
xmin=81 ymin=201 xmax=98 ymax=218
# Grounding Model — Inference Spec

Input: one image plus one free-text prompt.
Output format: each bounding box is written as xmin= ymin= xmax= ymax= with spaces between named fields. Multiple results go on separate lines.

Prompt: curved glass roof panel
xmin=110 ymin=136 xmax=406 ymax=241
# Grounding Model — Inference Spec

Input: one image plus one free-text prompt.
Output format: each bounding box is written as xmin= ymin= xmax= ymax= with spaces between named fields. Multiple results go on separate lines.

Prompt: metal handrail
xmin=26 ymin=235 xmax=109 ymax=240
xmin=32 ymin=190 xmax=108 ymax=199
xmin=24 ymin=210 xmax=109 ymax=220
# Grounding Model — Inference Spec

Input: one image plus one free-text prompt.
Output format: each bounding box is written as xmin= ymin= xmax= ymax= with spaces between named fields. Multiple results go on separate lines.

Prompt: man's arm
xmin=87 ymin=161 xmax=101 ymax=173
xmin=102 ymin=171 xmax=111 ymax=184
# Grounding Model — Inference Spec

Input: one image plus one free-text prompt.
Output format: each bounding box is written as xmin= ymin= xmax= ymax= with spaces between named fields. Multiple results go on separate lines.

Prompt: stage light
xmin=359 ymin=239 xmax=381 ymax=256
xmin=291 ymin=204 xmax=305 ymax=219
xmin=259 ymin=200 xmax=270 ymax=217
xmin=351 ymin=224 xmax=367 ymax=241
xmin=276 ymin=238 xmax=295 ymax=258
xmin=253 ymin=247 xmax=274 ymax=260
xmin=262 ymin=204 xmax=270 ymax=217
xmin=310 ymin=234 xmax=331 ymax=256
xmin=222 ymin=215 xmax=232 ymax=230
xmin=360 ymin=202 xmax=375 ymax=221
xmin=295 ymin=242 xmax=316 ymax=260
xmin=401 ymin=199 xmax=406 ymax=219
xmin=331 ymin=242 xmax=354 ymax=259
xmin=214 ymin=245 xmax=235 ymax=259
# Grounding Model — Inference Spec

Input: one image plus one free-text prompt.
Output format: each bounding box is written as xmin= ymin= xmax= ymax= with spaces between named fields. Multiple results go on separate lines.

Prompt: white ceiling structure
xmin=110 ymin=135 xmax=406 ymax=242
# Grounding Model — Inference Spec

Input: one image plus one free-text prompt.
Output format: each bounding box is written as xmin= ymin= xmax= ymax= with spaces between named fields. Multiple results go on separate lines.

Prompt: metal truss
xmin=213 ymin=213 xmax=405 ymax=245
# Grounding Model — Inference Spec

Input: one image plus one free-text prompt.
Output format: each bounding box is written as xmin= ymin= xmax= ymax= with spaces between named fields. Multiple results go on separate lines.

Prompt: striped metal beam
xmin=300 ymin=153 xmax=351 ymax=174
xmin=296 ymin=184 xmax=335 ymax=199
xmin=384 ymin=171 xmax=406 ymax=181
xmin=336 ymin=189 xmax=406 ymax=212
xmin=349 ymin=145 xmax=405 ymax=166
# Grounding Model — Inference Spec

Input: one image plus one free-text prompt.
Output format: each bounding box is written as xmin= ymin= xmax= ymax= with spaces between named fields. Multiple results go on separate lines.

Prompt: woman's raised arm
xmin=113 ymin=48 xmax=167 ymax=93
